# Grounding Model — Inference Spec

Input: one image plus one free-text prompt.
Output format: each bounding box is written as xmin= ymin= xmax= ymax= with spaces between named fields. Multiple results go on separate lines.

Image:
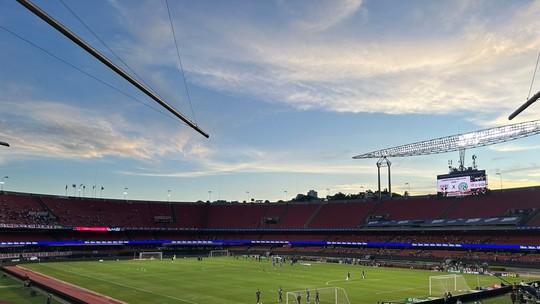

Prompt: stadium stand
xmin=3 ymin=187 xmax=539 ymax=229
xmin=2 ymin=187 xmax=540 ymax=269
xmin=0 ymin=194 xmax=50 ymax=225
xmin=308 ymin=202 xmax=375 ymax=228
xmin=370 ymin=197 xmax=452 ymax=220
xmin=274 ymin=203 xmax=321 ymax=228
xmin=444 ymin=188 xmax=540 ymax=219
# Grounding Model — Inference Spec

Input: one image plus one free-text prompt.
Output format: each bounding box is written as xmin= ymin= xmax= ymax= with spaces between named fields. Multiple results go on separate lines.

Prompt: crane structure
xmin=353 ymin=119 xmax=540 ymax=199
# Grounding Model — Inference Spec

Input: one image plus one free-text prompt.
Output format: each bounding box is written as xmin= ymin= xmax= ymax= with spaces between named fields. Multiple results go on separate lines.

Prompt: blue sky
xmin=1 ymin=0 xmax=540 ymax=201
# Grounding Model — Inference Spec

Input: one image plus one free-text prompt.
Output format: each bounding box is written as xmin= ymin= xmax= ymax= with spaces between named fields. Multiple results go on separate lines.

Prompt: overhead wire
xmin=0 ymin=25 xmax=180 ymax=123
xmin=527 ymin=51 xmax=540 ymax=100
xmin=57 ymin=0 xmax=163 ymax=99
xmin=164 ymin=0 xmax=198 ymax=125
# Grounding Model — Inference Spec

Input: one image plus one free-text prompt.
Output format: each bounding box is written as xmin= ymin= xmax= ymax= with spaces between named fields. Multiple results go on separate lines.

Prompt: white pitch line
xmin=0 ymin=285 xmax=20 ymax=288
xmin=376 ymin=286 xmax=425 ymax=295
xmin=42 ymin=266 xmax=200 ymax=304
xmin=325 ymin=279 xmax=352 ymax=285
xmin=325 ymin=278 xmax=380 ymax=285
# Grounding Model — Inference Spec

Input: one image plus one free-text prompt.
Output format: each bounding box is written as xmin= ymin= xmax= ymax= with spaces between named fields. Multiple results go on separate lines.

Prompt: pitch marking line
xmin=39 ymin=265 xmax=201 ymax=304
xmin=375 ymin=287 xmax=423 ymax=295
xmin=325 ymin=278 xmax=380 ymax=285
xmin=15 ymin=266 xmax=127 ymax=304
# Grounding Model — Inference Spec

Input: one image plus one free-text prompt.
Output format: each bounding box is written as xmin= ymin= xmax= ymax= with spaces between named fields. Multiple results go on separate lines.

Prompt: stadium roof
xmin=353 ymin=119 xmax=540 ymax=159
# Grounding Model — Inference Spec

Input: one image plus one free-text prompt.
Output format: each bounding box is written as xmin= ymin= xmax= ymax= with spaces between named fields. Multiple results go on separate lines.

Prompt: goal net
xmin=209 ymin=249 xmax=230 ymax=257
xmin=429 ymin=274 xmax=470 ymax=296
xmin=286 ymin=287 xmax=350 ymax=304
xmin=138 ymin=252 xmax=163 ymax=260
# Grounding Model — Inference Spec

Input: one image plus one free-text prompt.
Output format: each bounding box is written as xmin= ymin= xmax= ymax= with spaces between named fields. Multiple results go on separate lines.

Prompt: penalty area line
xmin=325 ymin=278 xmax=380 ymax=285
xmin=375 ymin=287 xmax=422 ymax=295
xmin=325 ymin=279 xmax=354 ymax=285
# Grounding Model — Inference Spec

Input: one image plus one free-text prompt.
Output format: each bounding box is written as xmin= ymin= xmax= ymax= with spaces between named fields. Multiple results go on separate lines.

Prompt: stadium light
xmin=123 ymin=187 xmax=128 ymax=200
xmin=353 ymin=120 xmax=540 ymax=200
xmin=496 ymin=171 xmax=503 ymax=191
xmin=0 ymin=176 xmax=8 ymax=191
xmin=353 ymin=119 xmax=540 ymax=159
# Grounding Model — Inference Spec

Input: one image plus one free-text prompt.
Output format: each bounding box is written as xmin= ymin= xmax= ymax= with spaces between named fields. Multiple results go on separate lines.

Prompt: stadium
xmin=3 ymin=0 xmax=540 ymax=304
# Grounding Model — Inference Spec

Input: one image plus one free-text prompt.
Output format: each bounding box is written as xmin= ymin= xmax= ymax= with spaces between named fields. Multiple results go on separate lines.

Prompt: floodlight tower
xmin=353 ymin=119 xmax=540 ymax=199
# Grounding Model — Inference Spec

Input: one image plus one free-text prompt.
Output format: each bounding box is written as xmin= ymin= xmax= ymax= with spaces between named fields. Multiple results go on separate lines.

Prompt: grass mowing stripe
xmin=24 ymin=257 xmax=515 ymax=304
xmin=37 ymin=264 xmax=200 ymax=304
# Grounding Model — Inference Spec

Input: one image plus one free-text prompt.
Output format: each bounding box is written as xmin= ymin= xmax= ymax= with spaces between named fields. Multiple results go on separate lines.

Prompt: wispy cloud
xmin=0 ymin=98 xmax=200 ymax=161
xmin=120 ymin=154 xmax=371 ymax=177
xmin=118 ymin=146 xmax=446 ymax=180
xmin=284 ymin=0 xmax=363 ymax=32
xmin=489 ymin=143 xmax=540 ymax=153
xmin=106 ymin=0 xmax=540 ymax=122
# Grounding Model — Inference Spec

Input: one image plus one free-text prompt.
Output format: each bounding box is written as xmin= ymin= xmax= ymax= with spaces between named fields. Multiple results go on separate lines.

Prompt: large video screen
xmin=437 ymin=170 xmax=487 ymax=197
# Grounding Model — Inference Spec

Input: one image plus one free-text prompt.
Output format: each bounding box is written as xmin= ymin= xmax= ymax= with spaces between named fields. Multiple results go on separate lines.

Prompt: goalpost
xmin=286 ymin=287 xmax=350 ymax=304
xmin=209 ymin=249 xmax=230 ymax=257
xmin=138 ymin=251 xmax=163 ymax=260
xmin=429 ymin=274 xmax=471 ymax=296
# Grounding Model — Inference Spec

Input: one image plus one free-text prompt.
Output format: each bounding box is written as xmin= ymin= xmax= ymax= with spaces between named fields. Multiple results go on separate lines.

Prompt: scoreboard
xmin=437 ymin=170 xmax=487 ymax=197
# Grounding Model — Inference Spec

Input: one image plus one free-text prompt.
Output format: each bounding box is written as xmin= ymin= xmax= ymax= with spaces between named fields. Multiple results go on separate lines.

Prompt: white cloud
xmin=0 ymin=99 xmax=201 ymax=161
xmin=119 ymin=146 xmax=446 ymax=181
xmin=120 ymin=157 xmax=370 ymax=177
xmin=285 ymin=0 xmax=363 ymax=32
xmin=489 ymin=143 xmax=540 ymax=153
xmin=105 ymin=0 xmax=540 ymax=121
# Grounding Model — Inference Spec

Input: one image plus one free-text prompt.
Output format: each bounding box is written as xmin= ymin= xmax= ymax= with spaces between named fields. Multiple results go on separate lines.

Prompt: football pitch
xmin=0 ymin=274 xmax=61 ymax=304
xmin=15 ymin=257 xmax=518 ymax=304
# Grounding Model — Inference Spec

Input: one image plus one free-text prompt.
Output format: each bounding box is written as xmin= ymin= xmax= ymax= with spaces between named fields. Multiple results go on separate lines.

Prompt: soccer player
xmin=278 ymin=287 xmax=283 ymax=303
xmin=346 ymin=271 xmax=351 ymax=281
xmin=306 ymin=289 xmax=310 ymax=303
xmin=315 ymin=289 xmax=320 ymax=304
xmin=362 ymin=270 xmax=365 ymax=279
xmin=296 ymin=293 xmax=302 ymax=304
xmin=256 ymin=289 xmax=261 ymax=304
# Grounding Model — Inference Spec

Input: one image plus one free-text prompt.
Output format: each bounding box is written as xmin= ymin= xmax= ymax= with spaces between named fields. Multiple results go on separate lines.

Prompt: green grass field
xmin=0 ymin=273 xmax=61 ymax=304
xmin=10 ymin=257 xmax=521 ymax=304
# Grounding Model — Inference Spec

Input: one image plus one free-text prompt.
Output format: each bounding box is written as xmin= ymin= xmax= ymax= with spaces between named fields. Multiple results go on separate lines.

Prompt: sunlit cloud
xmin=0 ymin=99 xmax=198 ymax=161
xmin=3 ymin=0 xmax=540 ymax=200
xmin=489 ymin=143 xmax=540 ymax=153
xmin=284 ymin=0 xmax=363 ymax=32
xmin=104 ymin=0 xmax=540 ymax=123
